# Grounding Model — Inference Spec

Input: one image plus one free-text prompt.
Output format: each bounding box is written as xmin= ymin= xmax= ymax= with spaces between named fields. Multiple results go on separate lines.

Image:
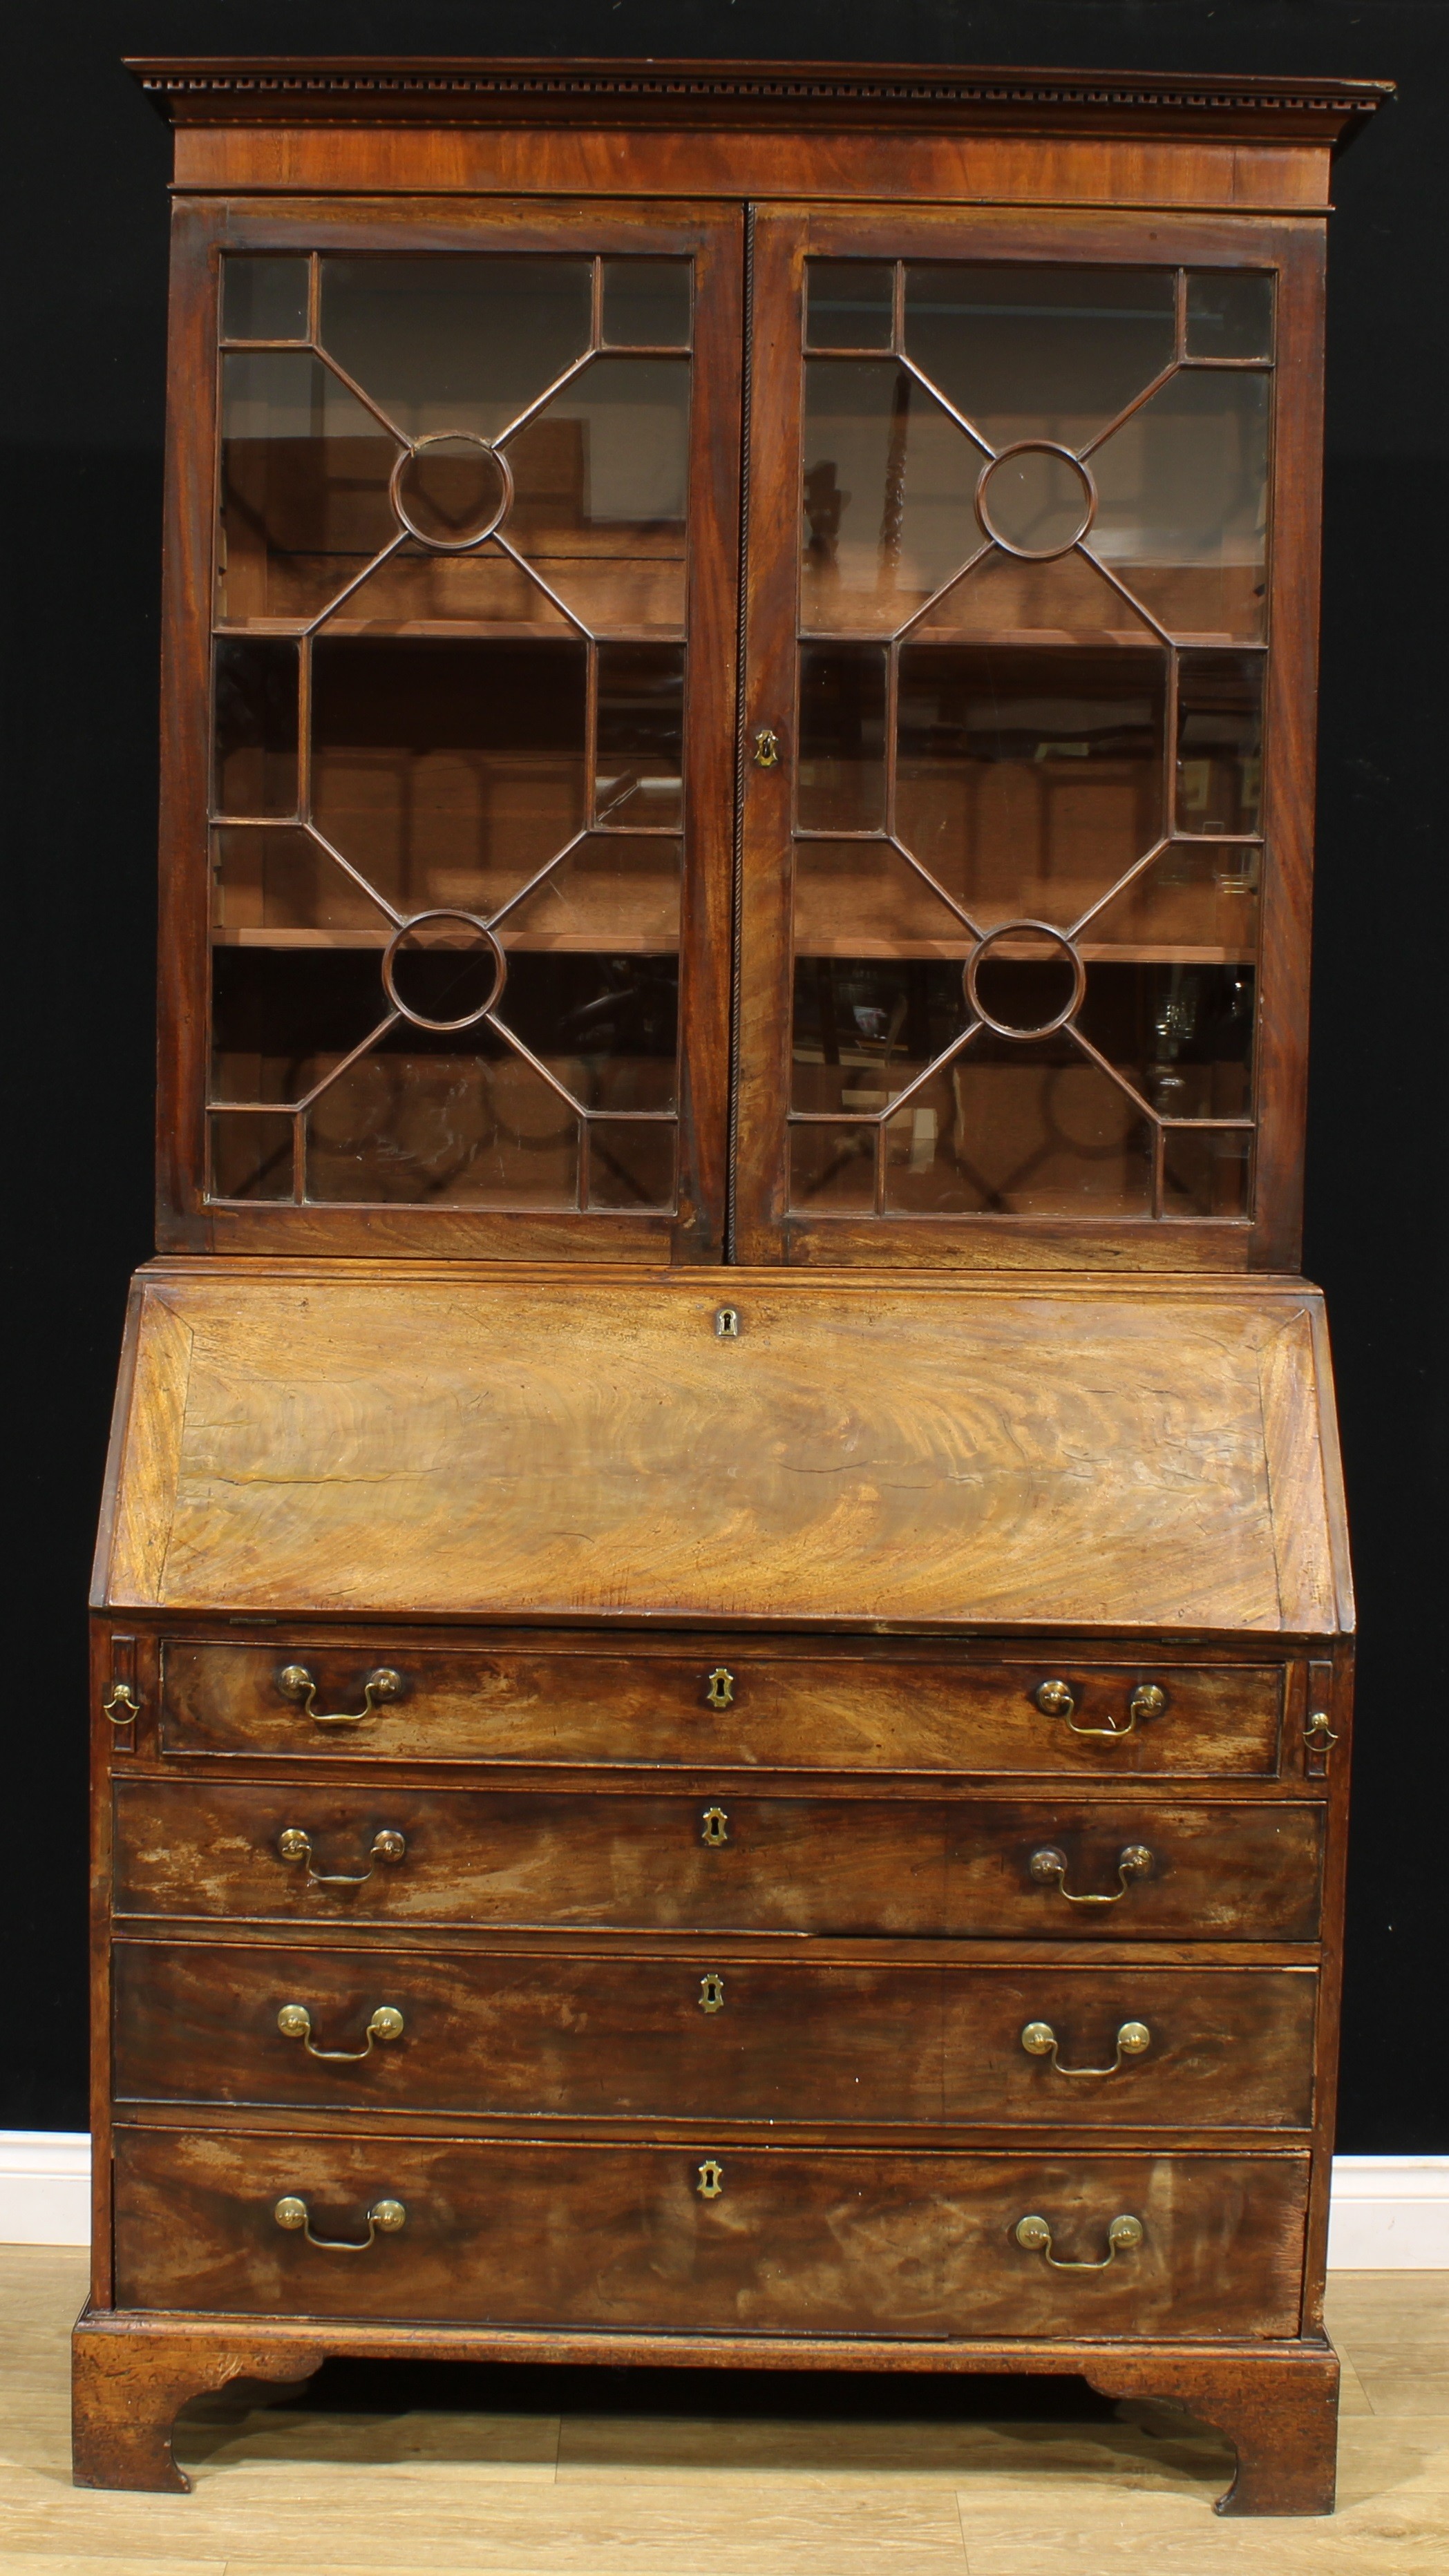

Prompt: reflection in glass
xmin=972 ymin=931 xmax=1079 ymax=1034
xmin=1176 ymin=653 xmax=1263 ymax=834
xmin=503 ymin=837 xmax=681 ymax=952
xmin=305 ymin=1025 xmax=580 ymax=1207
xmin=802 ymin=360 xmax=986 ymax=632
xmin=1186 ymin=273 xmax=1274 ymax=362
xmin=791 ymin=957 xmax=969 ymax=1115
xmin=1163 ymin=1124 xmax=1252 ymax=1217
xmin=789 ymin=1123 xmax=878 ymax=1211
xmin=602 ymin=260 xmax=692 ymax=350
xmin=945 ymin=1036 xmax=1155 ymax=1214
xmin=219 ymin=353 xmax=399 ymax=624
xmin=896 ymin=645 xmax=1165 ymax=926
xmin=1085 ymin=843 xmax=1259 ymax=962
xmin=797 ymin=647 xmax=888 ymax=832
xmin=596 ymin=647 xmax=684 ymax=827
xmin=212 ymin=826 xmax=395 ymax=945
xmin=393 ymin=437 xmax=509 ymax=548
xmin=914 ymin=544 xmax=1155 ymax=642
xmin=977 ymin=448 xmax=1092 ymax=556
xmin=214 ymin=639 xmax=298 ymax=816
xmin=319 ymin=259 xmax=592 ymax=441
xmin=1076 ymin=961 xmax=1255 ymax=1121
xmin=588 ymin=1119 xmax=676 ymax=1209
xmin=806 ymin=261 xmax=894 ymax=351
xmin=211 ymin=1112 xmax=295 ymax=1201
xmin=222 ymin=256 xmax=309 ymax=343
xmin=311 ymin=638 xmax=587 ymax=919
xmin=1090 ymin=370 xmax=1269 ymax=640
xmin=388 ymin=917 xmax=504 ymax=1028
xmin=793 ymin=840 xmax=967 ymax=961
xmin=505 ymin=356 xmax=690 ymax=633
xmin=905 ymin=266 xmax=1175 ymax=452
xmin=492 ymin=953 xmax=679 ymax=1112
xmin=211 ymin=946 xmax=388 ymax=1106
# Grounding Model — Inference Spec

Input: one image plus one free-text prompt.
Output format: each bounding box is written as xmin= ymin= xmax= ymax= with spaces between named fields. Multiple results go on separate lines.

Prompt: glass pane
xmin=319 ymin=258 xmax=593 ymax=441
xmin=914 ymin=544 xmax=1155 ymax=642
xmin=212 ymin=826 xmax=395 ymax=946
xmin=1076 ymin=961 xmax=1256 ymax=1119
xmin=905 ymin=266 xmax=1176 ymax=451
xmin=1176 ymin=653 xmax=1263 ymax=834
xmin=214 ymin=639 xmax=297 ymax=817
xmin=882 ymin=1067 xmax=983 ymax=1210
xmin=1163 ymin=1125 xmax=1252 ymax=1217
xmin=222 ymin=256 xmax=309 ymax=343
xmin=588 ymin=1119 xmax=677 ymax=1210
xmin=793 ymin=841 xmax=969 ymax=961
xmin=978 ymin=448 xmax=1092 ymax=555
xmin=789 ymin=1123 xmax=878 ymax=1212
xmin=1186 ymin=274 xmax=1274 ymax=362
xmin=219 ymin=353 xmax=399 ymax=625
xmin=210 ymin=1111 xmax=295 ymax=1201
xmin=503 ymin=356 xmax=690 ymax=635
xmin=1084 ymin=843 xmax=1259 ymax=965
xmin=802 ymin=359 xmax=986 ymax=633
xmin=798 ymin=647 xmax=888 ymax=832
xmin=948 ymin=1034 xmax=1155 ymax=1214
xmin=896 ymin=645 xmax=1166 ymax=929
xmin=596 ymin=646 xmax=684 ymax=826
xmin=311 ymin=638 xmax=587 ymax=919
xmin=501 ymin=837 xmax=681 ymax=953
xmin=806 ymin=261 xmax=894 ymax=352
xmin=791 ymin=958 xmax=969 ymax=1116
xmin=211 ymin=948 xmax=388 ymax=1107
xmin=1090 ymin=371 xmax=1269 ymax=642
xmin=492 ymin=953 xmax=679 ymax=1113
xmin=602 ymin=260 xmax=692 ymax=350
xmin=305 ymin=1025 xmax=581 ymax=1208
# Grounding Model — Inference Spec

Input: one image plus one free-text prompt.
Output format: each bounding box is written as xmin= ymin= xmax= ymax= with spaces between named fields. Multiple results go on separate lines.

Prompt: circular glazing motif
xmin=976 ymin=444 xmax=1095 ymax=560
xmin=383 ymin=910 xmax=507 ymax=1031
xmin=391 ymin=433 xmax=513 ymax=551
xmin=965 ymin=922 xmax=1087 ymax=1039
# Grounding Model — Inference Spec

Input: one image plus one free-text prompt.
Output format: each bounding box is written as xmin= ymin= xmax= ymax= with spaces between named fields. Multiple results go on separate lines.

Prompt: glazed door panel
xmin=734 ymin=207 xmax=1323 ymax=1268
xmin=160 ymin=197 xmax=744 ymax=1259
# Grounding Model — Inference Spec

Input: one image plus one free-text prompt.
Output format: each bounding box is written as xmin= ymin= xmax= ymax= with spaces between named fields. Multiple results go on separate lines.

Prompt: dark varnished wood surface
xmin=159 ymin=1639 xmax=1286 ymax=1776
xmin=112 ymin=2126 xmax=1309 ymax=2338
xmin=113 ymin=1938 xmax=1317 ymax=2128
xmin=111 ymin=1780 xmax=1325 ymax=1938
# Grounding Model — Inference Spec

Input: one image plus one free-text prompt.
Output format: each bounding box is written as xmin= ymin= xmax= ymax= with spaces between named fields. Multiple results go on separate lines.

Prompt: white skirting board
xmin=1 ymin=2134 xmax=1447 ymax=2263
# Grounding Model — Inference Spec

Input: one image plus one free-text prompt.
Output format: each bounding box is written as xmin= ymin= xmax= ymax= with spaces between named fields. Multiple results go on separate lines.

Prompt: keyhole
xmin=697 ymin=2159 xmax=725 ymax=2199
xmin=715 ymin=1307 xmax=740 ymax=1338
xmin=705 ymin=1666 xmax=735 ymax=1709
xmin=698 ymin=1974 xmax=726 ymax=2014
xmin=701 ymin=1805 xmax=729 ymax=1847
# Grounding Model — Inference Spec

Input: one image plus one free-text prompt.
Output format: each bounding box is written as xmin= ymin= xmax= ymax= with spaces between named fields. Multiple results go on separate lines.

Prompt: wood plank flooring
xmin=4 ymin=2250 xmax=1446 ymax=2573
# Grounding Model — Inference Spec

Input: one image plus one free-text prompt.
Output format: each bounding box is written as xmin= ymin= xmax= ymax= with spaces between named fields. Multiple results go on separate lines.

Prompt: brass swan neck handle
xmin=276 ymin=1826 xmax=407 ymax=1886
xmin=1028 ymin=1843 xmax=1154 ymax=1905
xmin=278 ymin=1665 xmax=402 ymax=1728
xmin=1015 ymin=2212 xmax=1144 ymax=2271
xmin=274 ymin=2195 xmax=406 ymax=2251
xmin=277 ymin=2002 xmax=405 ymax=2060
xmin=1021 ymin=2019 xmax=1151 ymax=2077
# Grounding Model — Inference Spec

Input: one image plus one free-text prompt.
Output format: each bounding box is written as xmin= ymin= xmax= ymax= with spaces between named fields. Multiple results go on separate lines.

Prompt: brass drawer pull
xmin=1021 ymin=2019 xmax=1151 ymax=2077
xmin=698 ymin=1973 xmax=726 ymax=2014
xmin=1305 ymin=1710 xmax=1338 ymax=1750
xmin=103 ymin=1682 xmax=142 ymax=1726
xmin=276 ymin=1825 xmax=407 ymax=1886
xmin=705 ymin=1666 xmax=735 ymax=1709
xmin=1015 ymin=2211 xmax=1144 ymax=2270
xmin=278 ymin=1664 xmax=402 ymax=1728
xmin=701 ymin=1805 xmax=730 ymax=1847
xmin=697 ymin=2160 xmax=725 ymax=2198
xmin=1034 ymin=1678 xmax=1165 ymax=1739
xmin=274 ymin=2193 xmax=406 ymax=2251
xmin=1029 ymin=1843 xmax=1154 ymax=1905
xmin=277 ymin=2001 xmax=405 ymax=2060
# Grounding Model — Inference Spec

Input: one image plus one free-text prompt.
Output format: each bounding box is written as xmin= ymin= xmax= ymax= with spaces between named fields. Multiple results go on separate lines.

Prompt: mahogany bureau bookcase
xmin=77 ymin=55 xmax=1385 ymax=2516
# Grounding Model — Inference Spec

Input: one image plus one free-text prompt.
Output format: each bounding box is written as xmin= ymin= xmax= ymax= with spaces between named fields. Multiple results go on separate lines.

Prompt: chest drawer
xmin=113 ymin=1940 xmax=1317 ymax=2128
xmin=113 ymin=1781 xmax=1325 ymax=1940
xmin=113 ymin=2127 xmax=1309 ymax=2339
xmin=160 ymin=1641 xmax=1285 ymax=1777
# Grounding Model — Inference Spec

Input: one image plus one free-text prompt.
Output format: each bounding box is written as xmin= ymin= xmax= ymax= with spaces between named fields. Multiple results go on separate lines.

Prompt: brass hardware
xmin=1305 ymin=1711 xmax=1338 ymax=1748
xmin=1021 ymin=2018 xmax=1151 ymax=2077
xmin=1305 ymin=1658 xmax=1337 ymax=1778
xmin=273 ymin=2193 xmax=406 ymax=2250
xmin=1028 ymin=1843 xmax=1154 ymax=1905
xmin=698 ymin=1974 xmax=726 ymax=2014
xmin=701 ymin=1804 xmax=730 ymax=1847
xmin=276 ymin=1826 xmax=407 ymax=1886
xmin=751 ymin=726 xmax=781 ymax=769
xmin=278 ymin=1665 xmax=402 ymax=1728
xmin=277 ymin=2001 xmax=406 ymax=2060
xmin=1014 ymin=2211 xmax=1144 ymax=2270
xmin=705 ymin=1667 xmax=735 ymax=1710
xmin=697 ymin=2160 xmax=724 ymax=2198
xmin=714 ymin=1306 xmax=740 ymax=1338
xmin=103 ymin=1683 xmax=142 ymax=1726
xmin=1033 ymin=1677 xmax=1166 ymax=1739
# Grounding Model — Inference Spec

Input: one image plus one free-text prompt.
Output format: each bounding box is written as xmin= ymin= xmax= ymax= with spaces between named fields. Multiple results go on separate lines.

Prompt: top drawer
xmin=159 ymin=1643 xmax=1284 ymax=1777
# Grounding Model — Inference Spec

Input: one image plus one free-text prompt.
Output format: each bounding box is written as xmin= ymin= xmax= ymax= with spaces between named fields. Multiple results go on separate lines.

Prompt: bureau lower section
xmin=112 ymin=2128 xmax=1309 ymax=2340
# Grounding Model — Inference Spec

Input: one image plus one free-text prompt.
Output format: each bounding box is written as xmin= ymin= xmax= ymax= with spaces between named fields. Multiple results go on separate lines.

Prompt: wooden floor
xmin=4 ymin=2250 xmax=1447 ymax=2573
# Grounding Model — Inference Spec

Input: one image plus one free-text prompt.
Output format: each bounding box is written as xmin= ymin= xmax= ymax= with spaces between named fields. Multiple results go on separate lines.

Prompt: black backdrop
xmin=4 ymin=0 xmax=1443 ymax=2149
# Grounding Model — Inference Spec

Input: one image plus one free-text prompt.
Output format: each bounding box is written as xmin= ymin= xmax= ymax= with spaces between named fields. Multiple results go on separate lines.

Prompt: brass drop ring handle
xmin=278 ymin=1665 xmax=402 ymax=1728
xmin=1305 ymin=1710 xmax=1339 ymax=1748
xmin=276 ymin=1826 xmax=407 ymax=1886
xmin=1021 ymin=2019 xmax=1151 ymax=2077
xmin=274 ymin=2193 xmax=406 ymax=2251
xmin=1028 ymin=1843 xmax=1155 ymax=1905
xmin=103 ymin=1683 xmax=142 ymax=1726
xmin=277 ymin=2002 xmax=405 ymax=2060
xmin=1034 ymin=1679 xmax=1165 ymax=1739
xmin=1014 ymin=2211 xmax=1144 ymax=2270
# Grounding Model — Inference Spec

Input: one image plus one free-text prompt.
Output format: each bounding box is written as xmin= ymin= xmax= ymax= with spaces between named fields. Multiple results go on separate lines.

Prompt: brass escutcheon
xmin=701 ymin=1805 xmax=730 ymax=1847
xmin=698 ymin=1973 xmax=726 ymax=2014
xmin=1014 ymin=2211 xmax=1144 ymax=2270
xmin=714 ymin=1306 xmax=741 ymax=1338
xmin=1028 ymin=1843 xmax=1154 ymax=1905
xmin=705 ymin=1667 xmax=735 ymax=1710
xmin=274 ymin=2193 xmax=406 ymax=2250
xmin=1021 ymin=2018 xmax=1151 ymax=2077
xmin=697 ymin=2160 xmax=725 ymax=2199
xmin=278 ymin=1665 xmax=403 ymax=1728
xmin=277 ymin=2001 xmax=406 ymax=2061
xmin=751 ymin=727 xmax=781 ymax=769
xmin=276 ymin=1826 xmax=407 ymax=1886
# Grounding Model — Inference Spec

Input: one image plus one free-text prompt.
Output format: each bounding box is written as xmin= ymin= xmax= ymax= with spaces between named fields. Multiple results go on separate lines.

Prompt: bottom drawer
xmin=113 ymin=2128 xmax=1308 ymax=2340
